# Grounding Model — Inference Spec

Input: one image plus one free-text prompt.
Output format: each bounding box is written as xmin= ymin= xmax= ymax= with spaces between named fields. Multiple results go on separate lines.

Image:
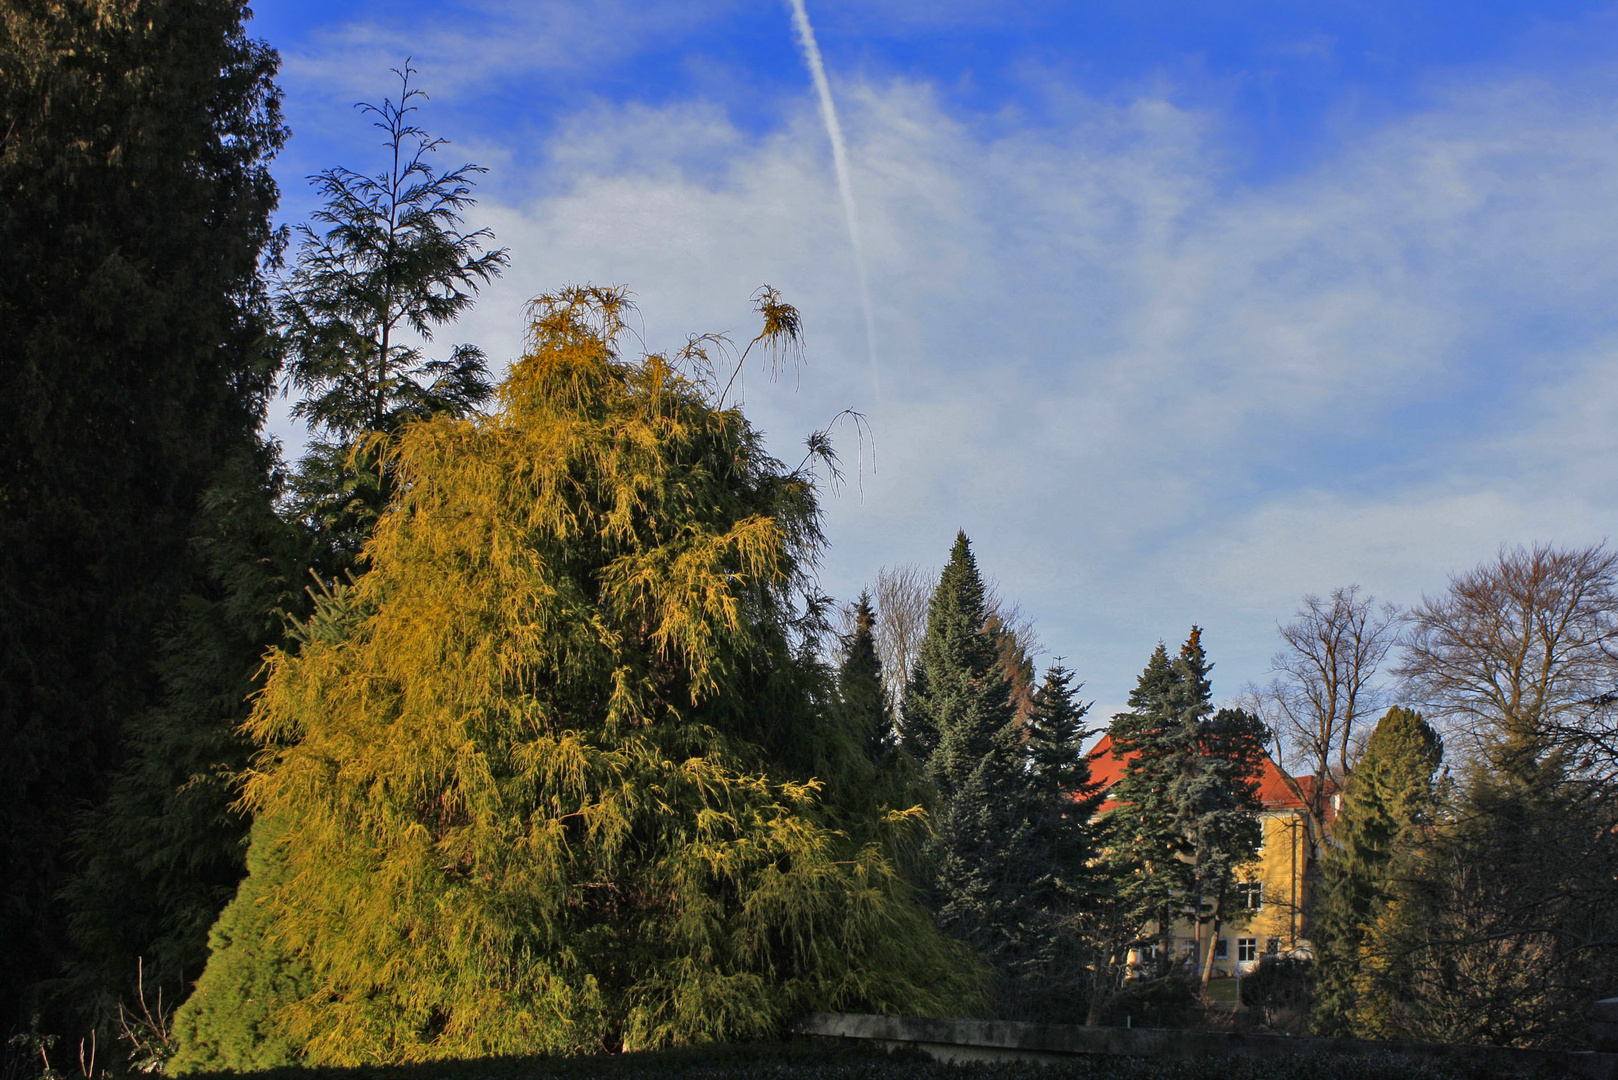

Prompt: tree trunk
xmin=1200 ymin=897 xmax=1224 ymax=996
xmin=1085 ymin=945 xmax=1117 ymax=1026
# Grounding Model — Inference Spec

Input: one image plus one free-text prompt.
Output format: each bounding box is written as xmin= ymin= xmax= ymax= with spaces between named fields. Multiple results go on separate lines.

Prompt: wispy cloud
xmin=264 ymin=12 xmax=1618 ymax=715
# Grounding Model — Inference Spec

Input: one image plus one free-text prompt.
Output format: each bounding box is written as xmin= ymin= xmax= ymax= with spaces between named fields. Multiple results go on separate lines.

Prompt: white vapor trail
xmin=786 ymin=0 xmax=879 ymax=395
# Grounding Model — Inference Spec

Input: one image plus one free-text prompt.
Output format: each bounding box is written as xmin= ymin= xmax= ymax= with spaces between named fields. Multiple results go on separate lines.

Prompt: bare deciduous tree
xmin=1395 ymin=542 xmax=1618 ymax=777
xmin=871 ymin=563 xmax=936 ymax=713
xmin=1245 ymin=585 xmax=1399 ymax=848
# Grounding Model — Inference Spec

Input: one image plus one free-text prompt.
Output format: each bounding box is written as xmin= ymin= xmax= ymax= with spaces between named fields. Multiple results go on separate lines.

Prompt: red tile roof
xmin=1084 ymin=733 xmax=1333 ymax=816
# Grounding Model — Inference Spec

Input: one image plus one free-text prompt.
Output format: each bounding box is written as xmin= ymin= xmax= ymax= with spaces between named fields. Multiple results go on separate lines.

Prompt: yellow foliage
xmin=174 ymin=287 xmax=978 ymax=1068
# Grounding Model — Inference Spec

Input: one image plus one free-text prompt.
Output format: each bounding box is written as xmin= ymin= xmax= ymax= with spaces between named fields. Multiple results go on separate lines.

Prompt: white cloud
xmin=271 ymin=57 xmax=1618 ymax=717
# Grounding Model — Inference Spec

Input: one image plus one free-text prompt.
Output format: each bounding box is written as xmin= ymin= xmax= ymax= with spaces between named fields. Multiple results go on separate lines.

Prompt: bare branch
xmin=1395 ymin=542 xmax=1618 ymax=777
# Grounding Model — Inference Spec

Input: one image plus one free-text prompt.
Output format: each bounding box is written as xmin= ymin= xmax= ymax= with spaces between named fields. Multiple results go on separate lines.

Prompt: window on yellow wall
xmin=1237 ymin=937 xmax=1258 ymax=963
xmin=1214 ymin=938 xmax=1228 ymax=960
xmin=1238 ymin=880 xmax=1263 ymax=910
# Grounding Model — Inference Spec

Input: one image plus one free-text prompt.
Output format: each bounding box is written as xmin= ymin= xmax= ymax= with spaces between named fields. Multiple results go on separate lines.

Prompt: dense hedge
xmin=173 ymin=1039 xmax=1560 ymax=1080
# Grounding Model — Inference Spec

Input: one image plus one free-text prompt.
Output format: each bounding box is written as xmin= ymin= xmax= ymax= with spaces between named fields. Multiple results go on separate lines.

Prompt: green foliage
xmin=898 ymin=536 xmax=1027 ymax=957
xmin=1015 ymin=664 xmax=1104 ymax=1023
xmin=1100 ymin=631 xmax=1264 ymax=999
xmin=1312 ymin=707 xmax=1443 ymax=1037
xmin=169 ymin=814 xmax=315 ymax=1074
xmin=172 ymin=287 xmax=978 ymax=1067
xmin=1351 ymin=749 xmax=1618 ymax=1048
xmin=279 ymin=63 xmax=508 ymax=579
xmin=837 ymin=593 xmax=896 ymax=771
xmin=1241 ymin=956 xmax=1316 ymax=1032
xmin=0 ymin=0 xmax=284 ymax=1025
xmin=1105 ymin=641 xmax=1194 ymax=947
xmin=65 ymin=451 xmax=307 ymax=1013
xmin=899 ymin=534 xmax=1097 ymax=1021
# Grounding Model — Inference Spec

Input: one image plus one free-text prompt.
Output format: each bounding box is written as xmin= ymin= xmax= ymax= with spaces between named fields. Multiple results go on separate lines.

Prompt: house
xmin=1085 ymin=733 xmax=1335 ymax=977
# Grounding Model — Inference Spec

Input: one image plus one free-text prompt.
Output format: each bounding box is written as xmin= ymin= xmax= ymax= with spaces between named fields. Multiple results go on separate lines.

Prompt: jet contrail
xmin=786 ymin=0 xmax=879 ymax=395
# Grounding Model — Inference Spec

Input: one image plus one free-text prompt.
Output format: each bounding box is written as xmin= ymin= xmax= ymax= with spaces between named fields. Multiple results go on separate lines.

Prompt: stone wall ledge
xmin=791 ymin=1011 xmax=1618 ymax=1079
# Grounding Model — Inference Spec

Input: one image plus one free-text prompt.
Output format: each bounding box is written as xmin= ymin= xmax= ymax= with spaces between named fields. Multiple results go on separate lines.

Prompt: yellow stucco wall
xmin=1128 ymin=808 xmax=1313 ymax=977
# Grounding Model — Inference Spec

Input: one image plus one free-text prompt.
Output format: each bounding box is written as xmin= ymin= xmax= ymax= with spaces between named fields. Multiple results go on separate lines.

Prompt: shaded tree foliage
xmin=898 ymin=535 xmax=1101 ymax=1021
xmin=1355 ymin=754 xmax=1618 ymax=1048
xmin=1093 ymin=631 xmax=1264 ymax=1011
xmin=0 ymin=0 xmax=284 ymax=1027
xmin=836 ymin=592 xmax=896 ymax=771
xmin=1311 ymin=706 xmax=1443 ymax=1036
xmin=1018 ymin=662 xmax=1103 ymax=1022
xmin=279 ymin=63 xmax=507 ymax=579
xmin=170 ymin=287 xmax=978 ymax=1068
xmin=65 ymin=456 xmax=305 ymax=1018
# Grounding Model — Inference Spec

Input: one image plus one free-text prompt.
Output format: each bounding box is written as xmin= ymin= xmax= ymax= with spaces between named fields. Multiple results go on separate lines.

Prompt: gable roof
xmin=1084 ymin=732 xmax=1333 ymax=816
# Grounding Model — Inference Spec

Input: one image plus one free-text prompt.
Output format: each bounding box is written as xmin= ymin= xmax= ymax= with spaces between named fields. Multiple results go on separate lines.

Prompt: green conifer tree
xmin=169 ymin=287 xmax=978 ymax=1068
xmin=899 ymin=533 xmax=1045 ymax=1015
xmin=1311 ymin=706 xmax=1442 ymax=1036
xmin=0 ymin=0 xmax=284 ymax=1025
xmin=1185 ymin=702 xmax=1267 ymax=993
xmin=279 ymin=63 xmax=508 ymax=579
xmin=1019 ymin=663 xmax=1103 ymax=1021
xmin=1106 ymin=641 xmax=1196 ymax=976
xmin=1103 ymin=630 xmax=1263 ymax=994
xmin=838 ymin=593 xmax=894 ymax=769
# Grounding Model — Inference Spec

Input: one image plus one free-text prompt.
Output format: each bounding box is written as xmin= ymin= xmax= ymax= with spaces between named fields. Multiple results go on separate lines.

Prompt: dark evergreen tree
xmin=278 ymin=63 xmax=508 ymax=579
xmin=837 ymin=592 xmax=894 ymax=769
xmin=1184 ymin=702 xmax=1267 ymax=992
xmin=65 ymin=457 xmax=305 ymax=1018
xmin=0 ymin=0 xmax=284 ymax=1027
xmin=1312 ymin=706 xmax=1443 ymax=1036
xmin=1360 ymin=753 xmax=1618 ymax=1048
xmin=900 ymin=533 xmax=1048 ymax=1016
xmin=1099 ymin=630 xmax=1264 ymax=1000
xmin=1026 ymin=662 xmax=1103 ymax=903
xmin=1019 ymin=662 xmax=1104 ymax=1021
xmin=1105 ymin=641 xmax=1195 ymax=977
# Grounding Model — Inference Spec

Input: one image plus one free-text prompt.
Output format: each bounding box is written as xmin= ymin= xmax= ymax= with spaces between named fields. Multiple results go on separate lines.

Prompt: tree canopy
xmin=0 ymin=0 xmax=284 ymax=1026
xmin=170 ymin=287 xmax=977 ymax=1068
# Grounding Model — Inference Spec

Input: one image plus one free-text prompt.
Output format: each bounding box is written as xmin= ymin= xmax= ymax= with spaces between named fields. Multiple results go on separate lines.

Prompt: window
xmin=1214 ymin=938 xmax=1228 ymax=960
xmin=1179 ymin=940 xmax=1198 ymax=959
xmin=1237 ymin=880 xmax=1263 ymax=910
xmin=1237 ymin=937 xmax=1258 ymax=963
xmin=1265 ymin=937 xmax=1281 ymax=955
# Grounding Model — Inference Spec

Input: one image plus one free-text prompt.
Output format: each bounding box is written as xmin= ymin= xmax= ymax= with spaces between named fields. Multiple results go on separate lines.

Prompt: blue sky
xmin=253 ymin=0 xmax=1618 ymax=722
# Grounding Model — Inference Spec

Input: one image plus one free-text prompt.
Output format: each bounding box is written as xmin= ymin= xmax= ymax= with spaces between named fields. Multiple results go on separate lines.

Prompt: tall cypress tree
xmin=169 ymin=288 xmax=979 ymax=1068
xmin=0 ymin=0 xmax=284 ymax=1026
xmin=1312 ymin=706 xmax=1442 ymax=1036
